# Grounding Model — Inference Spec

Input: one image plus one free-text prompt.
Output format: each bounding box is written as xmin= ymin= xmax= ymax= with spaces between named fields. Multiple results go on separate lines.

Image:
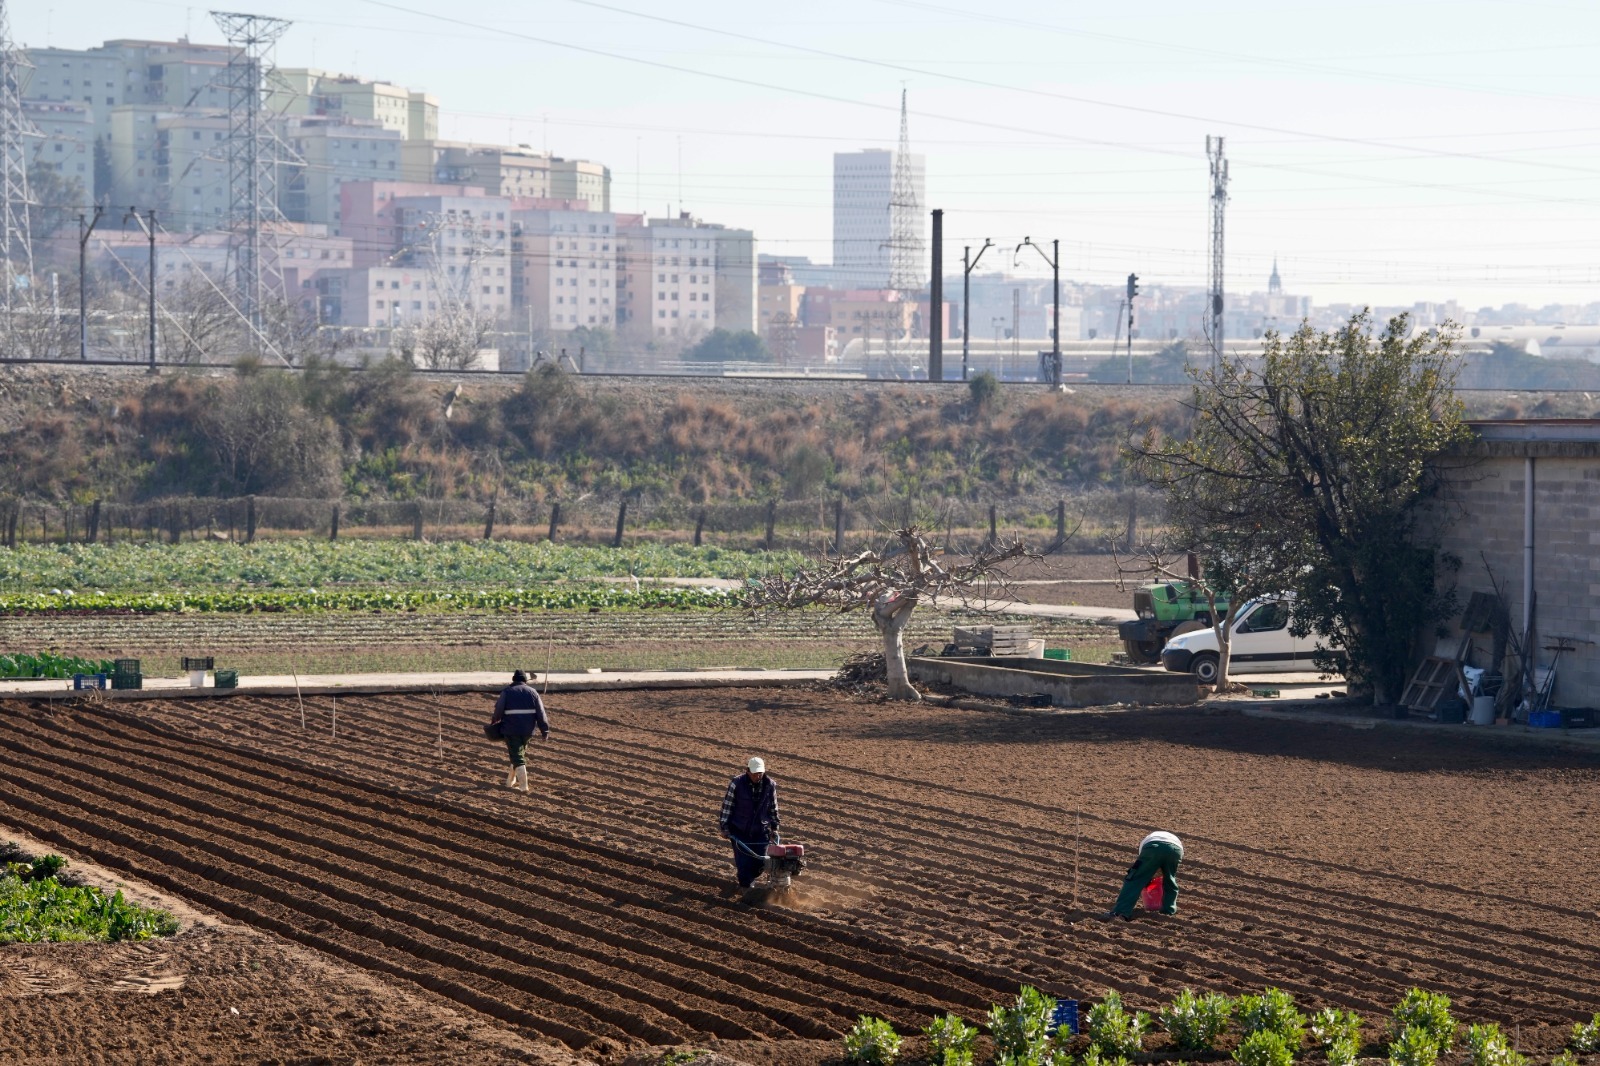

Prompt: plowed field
xmin=2 ymin=686 xmax=1597 ymax=1065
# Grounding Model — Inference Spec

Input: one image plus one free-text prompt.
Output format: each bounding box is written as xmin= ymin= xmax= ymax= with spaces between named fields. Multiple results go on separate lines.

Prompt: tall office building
xmin=832 ymin=147 xmax=924 ymax=290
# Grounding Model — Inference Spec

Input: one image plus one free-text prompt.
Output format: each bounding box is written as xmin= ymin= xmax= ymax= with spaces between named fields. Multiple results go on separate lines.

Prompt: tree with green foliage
xmin=1131 ymin=312 xmax=1468 ymax=704
xmin=683 ymin=328 xmax=771 ymax=363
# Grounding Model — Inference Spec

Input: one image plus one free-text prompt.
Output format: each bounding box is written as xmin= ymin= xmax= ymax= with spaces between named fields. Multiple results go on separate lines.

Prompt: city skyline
xmin=13 ymin=0 xmax=1600 ymax=314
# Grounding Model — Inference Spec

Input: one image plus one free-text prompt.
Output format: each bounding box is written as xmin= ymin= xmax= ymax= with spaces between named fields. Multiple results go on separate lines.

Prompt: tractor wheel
xmin=1191 ymin=652 xmax=1221 ymax=685
xmin=1122 ymin=639 xmax=1162 ymax=664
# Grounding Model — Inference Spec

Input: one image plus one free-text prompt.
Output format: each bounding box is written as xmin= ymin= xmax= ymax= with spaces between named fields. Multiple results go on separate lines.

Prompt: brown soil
xmin=1 ymin=687 xmax=1596 ymax=1065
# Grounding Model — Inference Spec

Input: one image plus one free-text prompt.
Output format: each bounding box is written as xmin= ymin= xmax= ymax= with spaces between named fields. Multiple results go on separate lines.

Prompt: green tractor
xmin=1117 ymin=581 xmax=1229 ymax=664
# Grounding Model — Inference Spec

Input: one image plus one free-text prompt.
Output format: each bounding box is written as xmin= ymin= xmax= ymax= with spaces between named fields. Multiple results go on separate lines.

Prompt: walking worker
xmin=490 ymin=670 xmax=550 ymax=792
xmin=1103 ymin=830 xmax=1184 ymax=920
xmin=718 ymin=756 xmax=780 ymax=889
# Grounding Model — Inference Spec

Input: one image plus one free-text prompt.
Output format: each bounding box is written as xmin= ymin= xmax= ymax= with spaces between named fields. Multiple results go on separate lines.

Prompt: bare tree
xmin=394 ymin=306 xmax=492 ymax=370
xmin=742 ymin=526 xmax=1032 ymax=701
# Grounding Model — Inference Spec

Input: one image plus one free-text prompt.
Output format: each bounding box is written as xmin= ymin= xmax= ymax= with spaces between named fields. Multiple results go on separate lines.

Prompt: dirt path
xmin=1 ymin=687 xmax=1596 ymax=1064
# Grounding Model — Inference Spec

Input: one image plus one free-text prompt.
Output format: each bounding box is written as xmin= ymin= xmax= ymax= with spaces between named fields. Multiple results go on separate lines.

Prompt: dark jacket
xmin=491 ymin=684 xmax=550 ymax=740
xmin=719 ymin=772 xmax=779 ymax=841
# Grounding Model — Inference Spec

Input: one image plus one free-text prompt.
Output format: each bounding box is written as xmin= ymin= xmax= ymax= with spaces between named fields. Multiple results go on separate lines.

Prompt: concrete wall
xmin=908 ymin=656 xmax=1198 ymax=708
xmin=1428 ymin=429 xmax=1600 ymax=708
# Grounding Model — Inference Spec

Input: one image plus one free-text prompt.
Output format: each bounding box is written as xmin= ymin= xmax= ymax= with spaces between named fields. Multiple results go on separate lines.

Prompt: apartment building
xmin=154 ymin=112 xmax=231 ymax=231
xmin=509 ymin=205 xmax=618 ymax=336
xmin=616 ymin=215 xmax=719 ymax=338
xmin=274 ymin=69 xmax=438 ymax=142
xmin=832 ymin=148 xmax=924 ymax=290
xmin=23 ymin=101 xmax=94 ymax=188
xmin=281 ymin=117 xmax=404 ymax=226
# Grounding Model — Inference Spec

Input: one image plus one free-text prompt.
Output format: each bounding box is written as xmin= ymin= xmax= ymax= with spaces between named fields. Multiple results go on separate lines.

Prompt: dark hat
xmin=511 ymin=670 xmax=529 ymax=684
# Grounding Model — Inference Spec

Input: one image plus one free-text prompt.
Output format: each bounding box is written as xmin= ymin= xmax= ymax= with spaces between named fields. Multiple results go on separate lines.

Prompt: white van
xmin=1159 ymin=596 xmax=1342 ymax=683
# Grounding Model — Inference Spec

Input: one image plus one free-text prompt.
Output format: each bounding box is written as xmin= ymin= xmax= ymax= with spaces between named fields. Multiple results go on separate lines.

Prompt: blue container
xmin=72 ymin=673 xmax=108 ymax=691
xmin=1529 ymin=710 xmax=1563 ymax=729
xmin=1050 ymin=1000 xmax=1079 ymax=1036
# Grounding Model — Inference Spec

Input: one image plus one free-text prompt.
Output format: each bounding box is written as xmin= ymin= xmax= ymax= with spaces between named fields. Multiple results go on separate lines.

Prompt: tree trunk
xmin=871 ymin=592 xmax=921 ymax=701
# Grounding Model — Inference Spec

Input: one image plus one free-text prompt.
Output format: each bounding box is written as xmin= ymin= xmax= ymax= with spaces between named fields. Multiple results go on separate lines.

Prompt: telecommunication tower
xmin=887 ymin=89 xmax=924 ymax=292
xmin=1205 ymin=135 xmax=1229 ymax=364
xmin=213 ymin=10 xmax=293 ymax=325
xmin=1 ymin=0 xmax=37 ymax=305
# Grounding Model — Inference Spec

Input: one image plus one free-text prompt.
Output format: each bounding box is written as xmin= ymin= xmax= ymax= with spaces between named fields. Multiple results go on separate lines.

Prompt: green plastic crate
xmin=110 ymin=672 xmax=142 ymax=690
xmin=214 ymin=669 xmax=239 ymax=690
xmin=1043 ymin=648 xmax=1072 ymax=661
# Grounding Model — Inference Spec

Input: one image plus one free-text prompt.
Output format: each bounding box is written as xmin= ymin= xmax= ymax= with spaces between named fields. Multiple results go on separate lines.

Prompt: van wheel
xmin=1191 ymin=653 xmax=1220 ymax=685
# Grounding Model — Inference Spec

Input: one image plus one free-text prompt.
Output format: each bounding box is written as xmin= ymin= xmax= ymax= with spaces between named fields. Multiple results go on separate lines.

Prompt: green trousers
xmin=1112 ymin=840 xmax=1182 ymax=916
xmin=505 ymin=736 xmax=529 ymax=768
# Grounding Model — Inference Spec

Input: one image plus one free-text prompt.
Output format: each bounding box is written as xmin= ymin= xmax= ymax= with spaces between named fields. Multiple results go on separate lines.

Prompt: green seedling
xmin=1161 ymin=989 xmax=1233 ymax=1053
xmin=1086 ymin=991 xmax=1149 ymax=1059
xmin=1391 ymin=989 xmax=1456 ymax=1056
xmin=844 ymin=1015 xmax=901 ymax=1066
xmin=924 ymin=1013 xmax=979 ymax=1066
xmin=1234 ymin=1030 xmax=1295 ymax=1066
xmin=1311 ymin=1007 xmax=1364 ymax=1066
xmin=1237 ymin=988 xmax=1306 ymax=1047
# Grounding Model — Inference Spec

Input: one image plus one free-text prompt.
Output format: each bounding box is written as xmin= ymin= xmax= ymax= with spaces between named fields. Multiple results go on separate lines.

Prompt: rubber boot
xmin=505 ymin=766 xmax=518 ymax=787
xmin=512 ymin=765 xmax=529 ymax=792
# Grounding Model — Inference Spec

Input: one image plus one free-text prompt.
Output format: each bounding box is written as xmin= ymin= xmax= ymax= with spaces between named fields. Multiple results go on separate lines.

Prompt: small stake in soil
xmin=292 ymin=669 xmax=305 ymax=731
xmin=331 ymin=696 xmax=337 ymax=740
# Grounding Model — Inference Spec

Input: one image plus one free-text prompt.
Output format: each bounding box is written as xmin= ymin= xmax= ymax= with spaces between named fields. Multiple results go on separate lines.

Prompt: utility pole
xmin=1206 ymin=135 xmax=1229 ymax=366
xmin=1016 ymin=237 xmax=1061 ymax=388
xmin=1 ymin=0 xmax=37 ymax=310
xmin=124 ymin=207 xmax=157 ymax=373
xmin=928 ymin=207 xmax=942 ymax=381
xmin=77 ymin=206 xmax=103 ymax=360
xmin=1126 ymin=273 xmax=1140 ymax=383
xmin=961 ymin=238 xmax=992 ymax=381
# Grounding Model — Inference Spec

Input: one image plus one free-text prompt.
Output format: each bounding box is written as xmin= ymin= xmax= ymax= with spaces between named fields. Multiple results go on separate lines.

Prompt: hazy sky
xmin=16 ymin=0 xmax=1600 ymax=311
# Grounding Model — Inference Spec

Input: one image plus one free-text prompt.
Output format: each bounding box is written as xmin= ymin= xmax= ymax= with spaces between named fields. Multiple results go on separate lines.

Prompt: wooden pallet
xmin=1401 ymin=657 xmax=1467 ymax=711
xmin=952 ymin=624 xmax=1033 ymax=655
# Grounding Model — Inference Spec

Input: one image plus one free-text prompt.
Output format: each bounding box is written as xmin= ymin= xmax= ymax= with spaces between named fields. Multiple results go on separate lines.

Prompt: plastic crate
xmin=181 ymin=656 xmax=214 ymax=671
xmin=1528 ymin=710 xmax=1563 ymax=728
xmin=1043 ymin=648 xmax=1072 ymax=661
xmin=1050 ymin=1000 xmax=1079 ymax=1035
xmin=113 ymin=658 xmax=140 ymax=674
xmin=110 ymin=672 xmax=142 ymax=690
xmin=214 ymin=669 xmax=239 ymax=690
xmin=72 ymin=673 xmax=108 ymax=690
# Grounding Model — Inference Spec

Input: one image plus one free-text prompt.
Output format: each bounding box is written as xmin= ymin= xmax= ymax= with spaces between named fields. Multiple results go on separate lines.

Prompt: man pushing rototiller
xmin=718 ymin=756 xmax=805 ymax=893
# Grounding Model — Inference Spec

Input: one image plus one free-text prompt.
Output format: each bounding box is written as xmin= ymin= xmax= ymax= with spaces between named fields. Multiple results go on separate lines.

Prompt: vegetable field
xmin=0 ymin=607 xmax=1116 ymax=675
xmin=0 ymin=688 xmax=1594 ymax=1066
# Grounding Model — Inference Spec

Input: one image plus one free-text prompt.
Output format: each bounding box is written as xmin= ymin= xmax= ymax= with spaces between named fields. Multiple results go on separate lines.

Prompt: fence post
xmin=1124 ymin=493 xmax=1138 ymax=551
xmin=693 ymin=509 xmax=706 ymax=548
xmin=833 ymin=499 xmax=844 ymax=555
xmin=612 ymin=500 xmax=627 ymax=548
xmin=548 ymin=502 xmax=560 ymax=543
xmin=245 ymin=496 xmax=257 ymax=544
xmin=988 ymin=504 xmax=997 ymax=546
xmin=330 ymin=503 xmax=340 ymax=541
xmin=412 ymin=501 xmax=424 ymax=542
xmin=1055 ymin=498 xmax=1066 ymax=552
xmin=88 ymin=499 xmax=101 ymax=544
xmin=483 ymin=496 xmax=497 ymax=541
xmin=168 ymin=504 xmax=181 ymax=545
xmin=764 ymin=500 xmax=777 ymax=551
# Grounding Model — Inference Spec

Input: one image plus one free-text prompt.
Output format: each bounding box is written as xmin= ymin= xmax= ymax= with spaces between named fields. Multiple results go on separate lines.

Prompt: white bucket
xmin=1026 ymin=638 xmax=1046 ymax=659
xmin=188 ymin=669 xmax=208 ymax=688
xmin=1470 ymin=695 xmax=1496 ymax=725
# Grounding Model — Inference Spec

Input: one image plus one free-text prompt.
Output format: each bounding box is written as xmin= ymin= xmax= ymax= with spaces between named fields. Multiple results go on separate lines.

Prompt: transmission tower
xmin=1205 ymin=135 xmax=1229 ymax=364
xmin=213 ymin=10 xmax=293 ymax=326
xmin=887 ymin=89 xmax=924 ymax=292
xmin=1 ymin=0 xmax=38 ymax=307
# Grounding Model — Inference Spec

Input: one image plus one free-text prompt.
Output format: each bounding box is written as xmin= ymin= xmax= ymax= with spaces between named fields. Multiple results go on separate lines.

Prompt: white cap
xmin=747 ymin=756 xmax=766 ymax=774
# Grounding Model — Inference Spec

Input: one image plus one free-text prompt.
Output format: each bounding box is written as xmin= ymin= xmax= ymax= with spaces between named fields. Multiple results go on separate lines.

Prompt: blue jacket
xmin=719 ymin=772 xmax=779 ymax=841
xmin=492 ymin=684 xmax=550 ymax=739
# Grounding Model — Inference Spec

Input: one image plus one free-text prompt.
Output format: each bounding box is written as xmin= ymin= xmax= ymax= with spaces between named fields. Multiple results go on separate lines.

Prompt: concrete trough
xmin=908 ymin=655 xmax=1199 ymax=708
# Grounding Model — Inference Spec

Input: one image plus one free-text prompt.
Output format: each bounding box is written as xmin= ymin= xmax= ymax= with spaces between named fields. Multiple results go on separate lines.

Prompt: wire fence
xmin=0 ymin=488 xmax=1164 ymax=554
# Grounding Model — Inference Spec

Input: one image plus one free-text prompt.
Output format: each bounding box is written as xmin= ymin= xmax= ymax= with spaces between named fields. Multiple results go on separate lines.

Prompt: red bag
xmin=1140 ymin=874 xmax=1164 ymax=910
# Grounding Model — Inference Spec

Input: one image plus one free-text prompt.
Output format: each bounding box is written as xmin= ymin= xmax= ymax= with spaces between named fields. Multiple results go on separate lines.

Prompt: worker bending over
xmin=1104 ymin=830 xmax=1183 ymax=920
xmin=719 ymin=756 xmax=780 ymax=889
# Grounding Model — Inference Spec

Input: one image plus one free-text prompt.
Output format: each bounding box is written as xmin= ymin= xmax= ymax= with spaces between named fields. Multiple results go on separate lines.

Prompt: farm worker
xmin=490 ymin=670 xmax=550 ymax=793
xmin=719 ymin=756 xmax=780 ymax=889
xmin=1103 ymin=830 xmax=1184 ymax=920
